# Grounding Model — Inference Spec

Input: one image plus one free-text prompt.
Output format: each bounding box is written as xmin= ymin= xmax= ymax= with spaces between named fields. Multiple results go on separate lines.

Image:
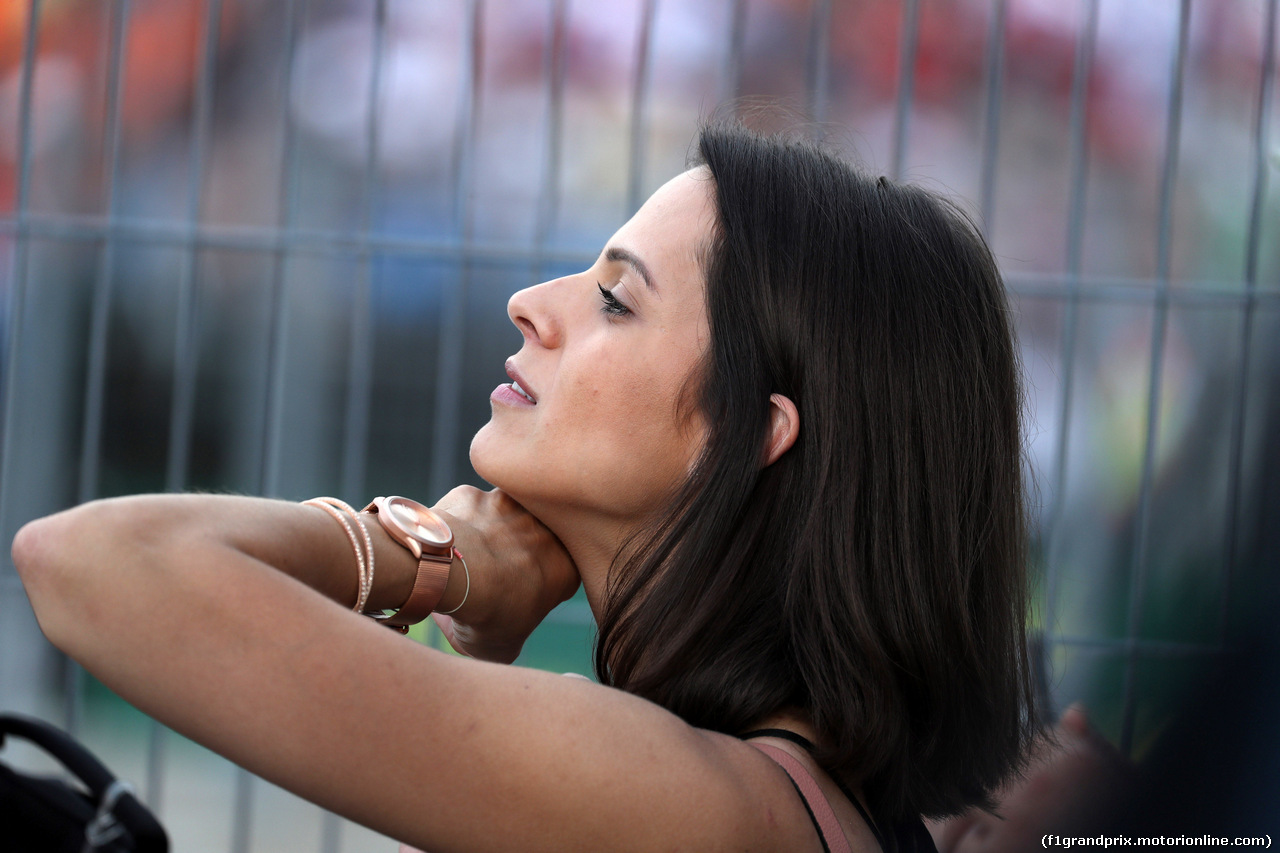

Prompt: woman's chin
xmin=469 ymin=426 xmax=537 ymax=507
xmin=468 ymin=424 xmax=504 ymax=489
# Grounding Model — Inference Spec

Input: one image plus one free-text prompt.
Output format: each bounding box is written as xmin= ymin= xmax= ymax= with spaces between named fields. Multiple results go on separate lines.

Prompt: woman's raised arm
xmin=13 ymin=488 xmax=579 ymax=663
xmin=10 ymin=494 xmax=785 ymax=851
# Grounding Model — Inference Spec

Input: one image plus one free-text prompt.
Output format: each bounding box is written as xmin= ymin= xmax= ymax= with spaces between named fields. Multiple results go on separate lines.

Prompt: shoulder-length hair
xmin=594 ymin=122 xmax=1035 ymax=820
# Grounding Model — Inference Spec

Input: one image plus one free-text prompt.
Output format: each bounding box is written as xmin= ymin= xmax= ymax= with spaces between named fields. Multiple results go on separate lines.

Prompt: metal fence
xmin=0 ymin=0 xmax=1276 ymax=849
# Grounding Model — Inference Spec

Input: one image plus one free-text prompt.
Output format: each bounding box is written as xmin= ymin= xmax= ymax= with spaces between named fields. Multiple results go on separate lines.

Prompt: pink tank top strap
xmin=750 ymin=742 xmax=854 ymax=853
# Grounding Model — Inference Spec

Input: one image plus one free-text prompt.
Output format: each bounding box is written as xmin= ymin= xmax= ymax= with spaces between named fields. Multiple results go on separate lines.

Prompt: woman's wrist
xmin=347 ymin=508 xmax=472 ymax=620
xmin=428 ymin=508 xmax=476 ymax=618
xmin=434 ymin=548 xmax=470 ymax=616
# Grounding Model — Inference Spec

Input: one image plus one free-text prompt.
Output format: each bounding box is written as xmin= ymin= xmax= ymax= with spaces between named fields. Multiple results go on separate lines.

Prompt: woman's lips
xmin=493 ymin=359 xmax=537 ymax=407
xmin=491 ymin=382 xmax=536 ymax=407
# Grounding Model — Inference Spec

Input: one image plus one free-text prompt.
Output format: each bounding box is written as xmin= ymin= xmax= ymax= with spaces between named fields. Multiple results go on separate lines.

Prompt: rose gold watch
xmin=363 ymin=496 xmax=453 ymax=632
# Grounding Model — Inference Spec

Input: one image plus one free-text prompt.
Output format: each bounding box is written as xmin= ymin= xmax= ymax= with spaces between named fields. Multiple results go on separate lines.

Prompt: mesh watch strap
xmin=382 ymin=551 xmax=452 ymax=628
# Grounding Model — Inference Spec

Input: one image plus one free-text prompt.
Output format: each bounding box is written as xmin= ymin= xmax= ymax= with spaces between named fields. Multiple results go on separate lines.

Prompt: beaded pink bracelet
xmin=302 ymin=497 xmax=374 ymax=613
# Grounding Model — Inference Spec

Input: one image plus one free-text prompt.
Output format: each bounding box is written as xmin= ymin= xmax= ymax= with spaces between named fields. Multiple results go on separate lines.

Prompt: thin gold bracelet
xmin=302 ymin=497 xmax=375 ymax=613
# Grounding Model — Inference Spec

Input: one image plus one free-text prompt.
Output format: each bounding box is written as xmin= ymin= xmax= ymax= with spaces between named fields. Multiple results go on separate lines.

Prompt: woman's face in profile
xmin=470 ymin=168 xmax=715 ymax=533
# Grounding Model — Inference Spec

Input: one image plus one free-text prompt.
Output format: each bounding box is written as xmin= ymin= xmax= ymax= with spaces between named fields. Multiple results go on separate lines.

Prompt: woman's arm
xmin=17 ymin=488 xmax=578 ymax=659
xmin=12 ymin=494 xmax=784 ymax=852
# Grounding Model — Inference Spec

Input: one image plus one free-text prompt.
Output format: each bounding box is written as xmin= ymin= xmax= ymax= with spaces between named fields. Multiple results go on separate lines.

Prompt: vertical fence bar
xmin=0 ymin=0 xmax=44 ymax=591
xmin=0 ymin=0 xmax=42 ymax=715
xmin=1119 ymin=0 xmax=1191 ymax=757
xmin=720 ymin=0 xmax=746 ymax=109
xmin=259 ymin=0 xmax=307 ymax=504
xmin=429 ymin=0 xmax=483 ymax=501
xmin=165 ymin=0 xmax=222 ymax=522
xmin=338 ymin=0 xmax=388 ymax=508
xmin=533 ymin=0 xmax=567 ymax=283
xmin=1043 ymin=0 xmax=1099 ymax=706
xmin=148 ymin=0 xmax=224 ymax=811
xmin=1220 ymin=0 xmax=1277 ymax=640
xmin=324 ymin=6 xmax=390 ymax=847
xmin=891 ymin=0 xmax=921 ymax=180
xmin=233 ymin=2 xmax=306 ymax=850
xmin=69 ymin=0 xmax=132 ymax=737
xmin=979 ymin=0 xmax=1007 ymax=236
xmin=76 ymin=0 xmax=130 ymax=516
xmin=627 ymin=0 xmax=658 ymax=215
xmin=805 ymin=0 xmax=832 ymax=128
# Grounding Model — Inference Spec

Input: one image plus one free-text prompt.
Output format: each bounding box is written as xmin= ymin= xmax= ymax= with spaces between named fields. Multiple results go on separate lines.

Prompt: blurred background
xmin=0 ymin=0 xmax=1276 ymax=849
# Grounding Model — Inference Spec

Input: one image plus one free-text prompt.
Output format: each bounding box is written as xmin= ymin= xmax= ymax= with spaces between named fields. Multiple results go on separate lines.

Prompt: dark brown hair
xmin=594 ymin=122 xmax=1035 ymax=820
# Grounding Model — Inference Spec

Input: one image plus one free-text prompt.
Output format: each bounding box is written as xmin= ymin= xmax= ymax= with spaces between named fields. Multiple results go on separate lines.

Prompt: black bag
xmin=0 ymin=712 xmax=168 ymax=852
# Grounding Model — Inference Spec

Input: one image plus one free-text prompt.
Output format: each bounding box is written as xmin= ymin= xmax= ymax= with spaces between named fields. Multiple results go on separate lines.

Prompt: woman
xmin=14 ymin=123 xmax=1034 ymax=852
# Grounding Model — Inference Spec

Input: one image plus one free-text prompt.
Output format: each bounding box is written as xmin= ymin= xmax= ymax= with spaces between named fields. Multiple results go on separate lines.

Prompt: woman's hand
xmin=428 ymin=486 xmax=579 ymax=664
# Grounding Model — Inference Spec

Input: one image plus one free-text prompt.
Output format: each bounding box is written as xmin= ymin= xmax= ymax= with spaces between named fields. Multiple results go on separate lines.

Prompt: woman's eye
xmin=598 ymin=282 xmax=631 ymax=317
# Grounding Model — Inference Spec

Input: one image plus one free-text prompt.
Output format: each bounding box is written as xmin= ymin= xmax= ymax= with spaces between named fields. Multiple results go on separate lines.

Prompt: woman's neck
xmin=518 ymin=501 xmax=634 ymax=620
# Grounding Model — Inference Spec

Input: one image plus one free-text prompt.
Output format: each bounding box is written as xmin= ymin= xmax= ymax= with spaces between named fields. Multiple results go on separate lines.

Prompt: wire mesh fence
xmin=0 ymin=0 xmax=1276 ymax=849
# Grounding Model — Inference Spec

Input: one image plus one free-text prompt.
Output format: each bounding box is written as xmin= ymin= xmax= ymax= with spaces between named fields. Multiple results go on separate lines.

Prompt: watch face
xmin=385 ymin=496 xmax=452 ymax=548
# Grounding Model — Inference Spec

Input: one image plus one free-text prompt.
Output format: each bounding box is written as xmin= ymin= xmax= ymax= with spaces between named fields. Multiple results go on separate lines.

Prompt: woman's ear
xmin=763 ymin=393 xmax=800 ymax=467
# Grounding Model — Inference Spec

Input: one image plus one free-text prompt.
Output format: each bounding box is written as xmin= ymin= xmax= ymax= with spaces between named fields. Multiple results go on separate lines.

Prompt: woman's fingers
xmin=430 ymin=611 xmax=527 ymax=664
xmin=429 ymin=613 xmax=464 ymax=655
xmin=423 ymin=487 xmax=580 ymax=664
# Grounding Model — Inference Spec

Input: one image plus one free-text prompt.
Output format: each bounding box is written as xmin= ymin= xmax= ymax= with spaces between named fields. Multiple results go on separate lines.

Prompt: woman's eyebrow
xmin=605 ymin=246 xmax=657 ymax=293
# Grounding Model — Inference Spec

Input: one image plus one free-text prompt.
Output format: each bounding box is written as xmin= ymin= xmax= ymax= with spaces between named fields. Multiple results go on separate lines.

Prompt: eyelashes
xmin=597 ymin=282 xmax=631 ymax=318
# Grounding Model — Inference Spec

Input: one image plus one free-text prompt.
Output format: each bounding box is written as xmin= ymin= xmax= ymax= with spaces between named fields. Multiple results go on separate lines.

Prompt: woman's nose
xmin=507 ymin=279 xmax=563 ymax=349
